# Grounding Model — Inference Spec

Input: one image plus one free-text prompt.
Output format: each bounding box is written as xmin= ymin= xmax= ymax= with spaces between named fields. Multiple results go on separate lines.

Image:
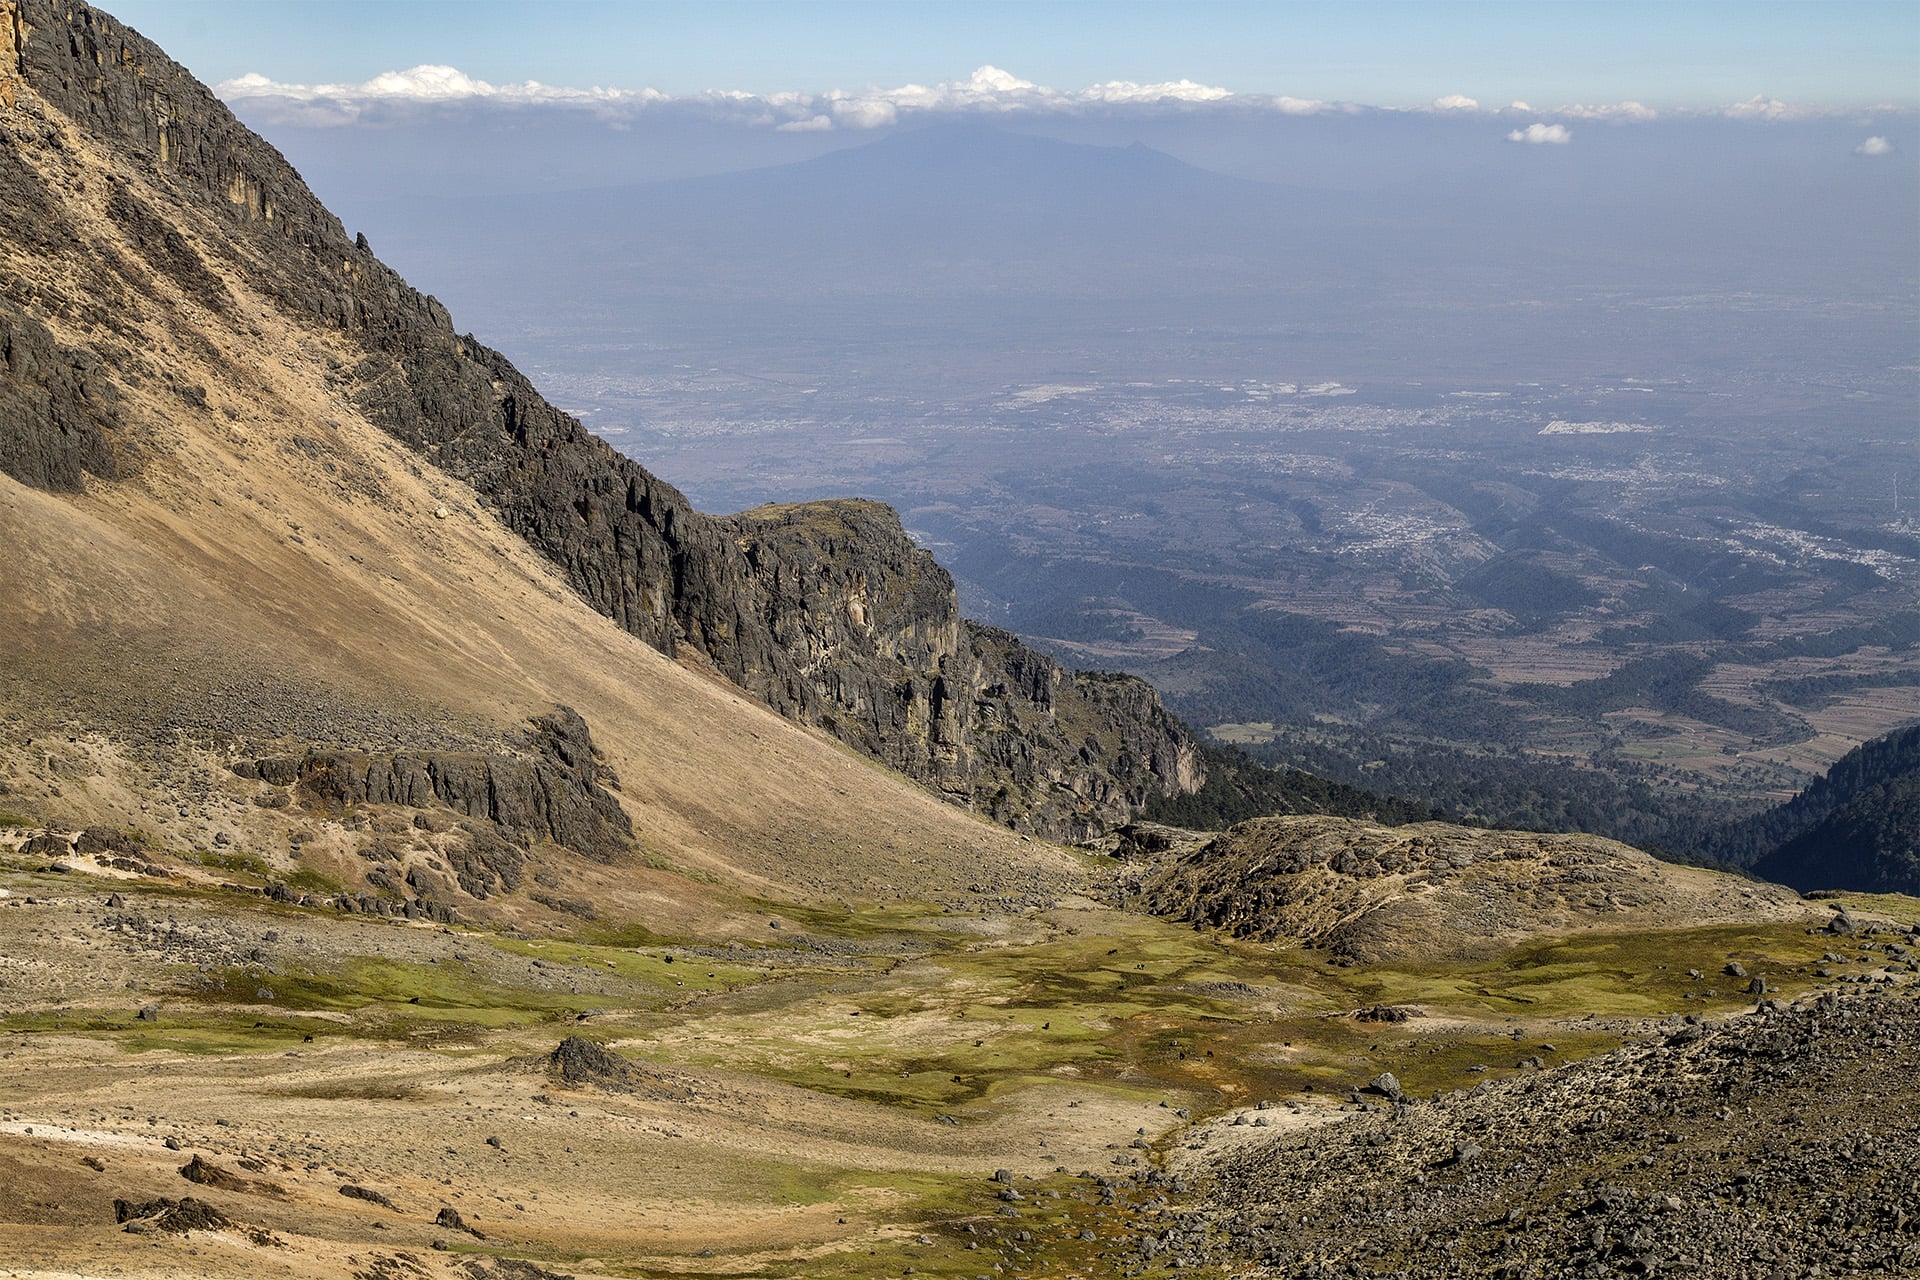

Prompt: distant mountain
xmin=1719 ymin=726 xmax=1920 ymax=894
xmin=705 ymin=121 xmax=1268 ymax=202
xmin=357 ymin=121 xmax=1366 ymax=316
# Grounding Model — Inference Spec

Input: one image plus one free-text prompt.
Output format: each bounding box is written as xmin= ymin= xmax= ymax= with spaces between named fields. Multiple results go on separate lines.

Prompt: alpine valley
xmin=1 ymin=5 xmax=1916 ymax=1280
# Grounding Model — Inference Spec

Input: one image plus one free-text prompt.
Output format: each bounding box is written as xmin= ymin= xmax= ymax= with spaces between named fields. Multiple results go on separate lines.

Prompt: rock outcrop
xmin=0 ymin=307 xmax=122 ymax=490
xmin=0 ymin=0 xmax=1202 ymax=839
xmin=1134 ymin=815 xmax=1803 ymax=962
xmin=238 ymin=707 xmax=632 ymax=865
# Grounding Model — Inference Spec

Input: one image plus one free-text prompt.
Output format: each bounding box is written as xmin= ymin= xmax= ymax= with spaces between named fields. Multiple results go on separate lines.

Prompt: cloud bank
xmin=215 ymin=64 xmax=1891 ymax=132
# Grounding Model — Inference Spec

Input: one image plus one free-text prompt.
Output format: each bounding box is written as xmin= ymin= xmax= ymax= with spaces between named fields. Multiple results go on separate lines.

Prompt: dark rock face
xmin=0 ymin=0 xmax=1203 ymax=839
xmin=234 ymin=707 xmax=631 ymax=896
xmin=0 ymin=306 xmax=121 ymax=490
xmin=254 ymin=707 xmax=632 ymax=865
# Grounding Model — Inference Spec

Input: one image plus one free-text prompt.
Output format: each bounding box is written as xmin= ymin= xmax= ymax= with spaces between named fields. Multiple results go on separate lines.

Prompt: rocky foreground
xmin=1157 ymin=982 xmax=1920 ymax=1278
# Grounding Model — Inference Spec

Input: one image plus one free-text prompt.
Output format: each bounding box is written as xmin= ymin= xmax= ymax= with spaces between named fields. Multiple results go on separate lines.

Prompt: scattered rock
xmin=1187 ymin=989 xmax=1920 ymax=1278
xmin=338 ymin=1184 xmax=397 ymax=1210
xmin=435 ymin=1204 xmax=485 ymax=1238
xmin=1356 ymin=1004 xmax=1417 ymax=1023
xmin=178 ymin=1155 xmax=249 ymax=1190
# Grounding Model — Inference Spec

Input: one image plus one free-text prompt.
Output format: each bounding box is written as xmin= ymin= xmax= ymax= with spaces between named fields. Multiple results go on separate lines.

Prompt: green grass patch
xmin=284 ymin=865 xmax=343 ymax=894
xmin=489 ymin=935 xmax=765 ymax=992
xmin=186 ymin=955 xmax=612 ymax=1036
xmin=178 ymin=847 xmax=274 ymax=880
xmin=0 ymin=1008 xmax=320 ymax=1055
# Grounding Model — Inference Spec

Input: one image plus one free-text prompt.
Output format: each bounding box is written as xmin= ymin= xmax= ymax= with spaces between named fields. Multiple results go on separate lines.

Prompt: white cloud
xmin=1083 ymin=77 xmax=1235 ymax=105
xmin=220 ymin=63 xmax=1255 ymax=128
xmin=1720 ymin=94 xmax=1822 ymax=121
xmin=967 ymin=65 xmax=1036 ymax=94
xmin=217 ymin=64 xmax=667 ymax=123
xmin=829 ymin=98 xmax=898 ymax=129
xmin=1855 ymin=135 xmax=1893 ymax=156
xmin=1507 ymin=122 xmax=1571 ymax=144
xmin=216 ymin=64 xmax=1884 ymax=133
xmin=1556 ymin=100 xmax=1657 ymax=122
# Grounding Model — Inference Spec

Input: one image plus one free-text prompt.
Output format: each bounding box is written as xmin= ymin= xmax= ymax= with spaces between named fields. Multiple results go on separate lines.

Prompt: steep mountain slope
xmin=0 ymin=0 xmax=1199 ymax=847
xmin=1729 ymin=725 xmax=1920 ymax=894
xmin=0 ymin=0 xmax=1125 ymax=918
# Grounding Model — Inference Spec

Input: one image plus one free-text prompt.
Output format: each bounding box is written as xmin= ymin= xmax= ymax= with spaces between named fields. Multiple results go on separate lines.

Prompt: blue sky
xmin=108 ymin=0 xmax=1919 ymax=111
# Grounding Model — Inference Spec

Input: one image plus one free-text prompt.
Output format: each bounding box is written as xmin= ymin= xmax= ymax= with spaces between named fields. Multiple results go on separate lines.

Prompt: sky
xmin=107 ymin=0 xmax=1920 ymax=115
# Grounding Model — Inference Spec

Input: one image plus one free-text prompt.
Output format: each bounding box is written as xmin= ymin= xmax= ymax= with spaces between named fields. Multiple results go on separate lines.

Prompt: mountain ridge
xmin=0 ymin=0 xmax=1202 ymax=842
xmin=1730 ymin=724 xmax=1920 ymax=894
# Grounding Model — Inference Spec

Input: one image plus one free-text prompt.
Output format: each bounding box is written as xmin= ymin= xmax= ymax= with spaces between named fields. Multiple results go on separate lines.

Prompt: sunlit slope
xmin=0 ymin=38 xmax=1064 ymax=910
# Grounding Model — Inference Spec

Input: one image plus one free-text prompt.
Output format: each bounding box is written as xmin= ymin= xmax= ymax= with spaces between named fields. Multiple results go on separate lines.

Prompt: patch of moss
xmin=179 ymin=847 xmax=274 ymax=881
xmin=0 ymin=1009 xmax=319 ymax=1055
xmin=284 ymin=865 xmax=343 ymax=894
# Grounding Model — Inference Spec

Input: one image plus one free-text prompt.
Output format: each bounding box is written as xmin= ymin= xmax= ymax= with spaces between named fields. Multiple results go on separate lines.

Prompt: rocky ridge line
xmin=0 ymin=0 xmax=1201 ymax=839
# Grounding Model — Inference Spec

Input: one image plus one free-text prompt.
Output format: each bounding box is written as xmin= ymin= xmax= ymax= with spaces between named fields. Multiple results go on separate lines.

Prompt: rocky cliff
xmin=0 ymin=0 xmax=1201 ymax=838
